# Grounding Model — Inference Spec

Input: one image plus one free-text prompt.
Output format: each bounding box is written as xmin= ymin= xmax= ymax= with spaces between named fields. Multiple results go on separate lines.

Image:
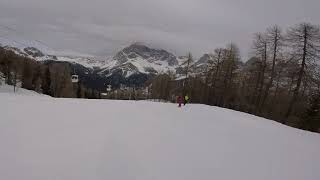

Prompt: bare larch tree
xmin=285 ymin=23 xmax=320 ymax=121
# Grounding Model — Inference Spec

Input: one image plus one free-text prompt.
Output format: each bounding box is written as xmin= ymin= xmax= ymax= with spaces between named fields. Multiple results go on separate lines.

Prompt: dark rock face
xmin=109 ymin=63 xmax=139 ymax=77
xmin=3 ymin=46 xmax=28 ymax=56
xmin=127 ymin=52 xmax=138 ymax=59
xmin=24 ymin=47 xmax=44 ymax=58
xmin=114 ymin=51 xmax=128 ymax=64
xmin=175 ymin=67 xmax=185 ymax=75
xmin=49 ymin=55 xmax=58 ymax=60
xmin=191 ymin=54 xmax=215 ymax=73
xmin=197 ymin=54 xmax=213 ymax=65
xmin=144 ymin=67 xmax=157 ymax=74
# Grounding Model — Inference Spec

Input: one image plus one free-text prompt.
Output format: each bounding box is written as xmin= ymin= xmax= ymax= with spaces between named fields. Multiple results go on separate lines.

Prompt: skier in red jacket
xmin=177 ymin=96 xmax=183 ymax=107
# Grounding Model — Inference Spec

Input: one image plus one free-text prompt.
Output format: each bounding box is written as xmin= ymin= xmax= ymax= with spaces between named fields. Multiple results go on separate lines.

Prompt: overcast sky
xmin=0 ymin=0 xmax=319 ymax=59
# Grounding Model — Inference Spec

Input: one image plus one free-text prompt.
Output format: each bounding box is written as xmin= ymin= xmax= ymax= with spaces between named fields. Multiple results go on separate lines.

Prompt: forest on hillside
xmin=0 ymin=48 xmax=101 ymax=99
xmin=150 ymin=23 xmax=320 ymax=132
xmin=1 ymin=22 xmax=320 ymax=132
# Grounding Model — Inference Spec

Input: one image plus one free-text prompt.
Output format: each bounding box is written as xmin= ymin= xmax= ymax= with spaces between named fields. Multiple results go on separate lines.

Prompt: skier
xmin=184 ymin=95 xmax=190 ymax=106
xmin=177 ymin=96 xmax=183 ymax=107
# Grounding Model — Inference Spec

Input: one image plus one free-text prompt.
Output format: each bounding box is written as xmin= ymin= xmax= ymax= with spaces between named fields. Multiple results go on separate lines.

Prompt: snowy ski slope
xmin=0 ymin=88 xmax=320 ymax=180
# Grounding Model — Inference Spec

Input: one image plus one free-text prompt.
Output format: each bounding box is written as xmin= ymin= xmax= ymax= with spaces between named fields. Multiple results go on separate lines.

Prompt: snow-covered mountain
xmin=0 ymin=42 xmax=207 ymax=88
xmin=1 ymin=43 xmax=190 ymax=76
xmin=2 ymin=45 xmax=111 ymax=69
xmin=98 ymin=43 xmax=188 ymax=78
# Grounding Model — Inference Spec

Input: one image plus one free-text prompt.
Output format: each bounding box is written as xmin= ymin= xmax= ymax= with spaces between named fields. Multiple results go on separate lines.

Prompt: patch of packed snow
xmin=175 ymin=75 xmax=187 ymax=81
xmin=177 ymin=56 xmax=188 ymax=66
xmin=0 ymin=93 xmax=320 ymax=180
xmin=56 ymin=56 xmax=112 ymax=69
xmin=0 ymin=84 xmax=44 ymax=96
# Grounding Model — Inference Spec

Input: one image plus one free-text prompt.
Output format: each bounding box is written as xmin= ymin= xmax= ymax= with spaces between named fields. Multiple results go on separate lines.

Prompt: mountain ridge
xmin=1 ymin=42 xmax=240 ymax=90
xmin=1 ymin=43 xmax=193 ymax=76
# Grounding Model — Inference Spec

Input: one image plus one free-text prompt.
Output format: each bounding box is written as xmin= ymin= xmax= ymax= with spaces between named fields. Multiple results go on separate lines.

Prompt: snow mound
xmin=0 ymin=94 xmax=319 ymax=180
xmin=0 ymin=84 xmax=44 ymax=96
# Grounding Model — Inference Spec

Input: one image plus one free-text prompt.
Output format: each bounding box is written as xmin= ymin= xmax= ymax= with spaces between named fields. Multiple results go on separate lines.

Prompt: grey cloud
xmin=0 ymin=0 xmax=320 ymax=59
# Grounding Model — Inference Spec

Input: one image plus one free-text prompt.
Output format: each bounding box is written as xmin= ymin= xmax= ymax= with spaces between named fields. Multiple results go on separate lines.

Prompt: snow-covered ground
xmin=1 ymin=88 xmax=320 ymax=180
xmin=0 ymin=84 xmax=44 ymax=96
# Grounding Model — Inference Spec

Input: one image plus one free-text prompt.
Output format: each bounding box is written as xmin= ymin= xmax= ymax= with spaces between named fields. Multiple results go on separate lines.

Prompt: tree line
xmin=150 ymin=22 xmax=320 ymax=132
xmin=0 ymin=47 xmax=101 ymax=99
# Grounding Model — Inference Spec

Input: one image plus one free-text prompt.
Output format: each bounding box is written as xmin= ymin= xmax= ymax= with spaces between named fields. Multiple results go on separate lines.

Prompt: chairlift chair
xmin=71 ymin=75 xmax=79 ymax=83
xmin=107 ymin=84 xmax=112 ymax=92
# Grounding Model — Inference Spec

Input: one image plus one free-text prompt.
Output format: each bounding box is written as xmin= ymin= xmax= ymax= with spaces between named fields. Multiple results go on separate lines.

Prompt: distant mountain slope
xmin=0 ymin=43 xmax=217 ymax=88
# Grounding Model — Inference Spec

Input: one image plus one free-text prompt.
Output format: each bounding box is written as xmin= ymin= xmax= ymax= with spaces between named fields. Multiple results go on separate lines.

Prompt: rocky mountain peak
xmin=24 ymin=47 xmax=45 ymax=58
xmin=114 ymin=43 xmax=178 ymax=66
xmin=197 ymin=54 xmax=214 ymax=65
